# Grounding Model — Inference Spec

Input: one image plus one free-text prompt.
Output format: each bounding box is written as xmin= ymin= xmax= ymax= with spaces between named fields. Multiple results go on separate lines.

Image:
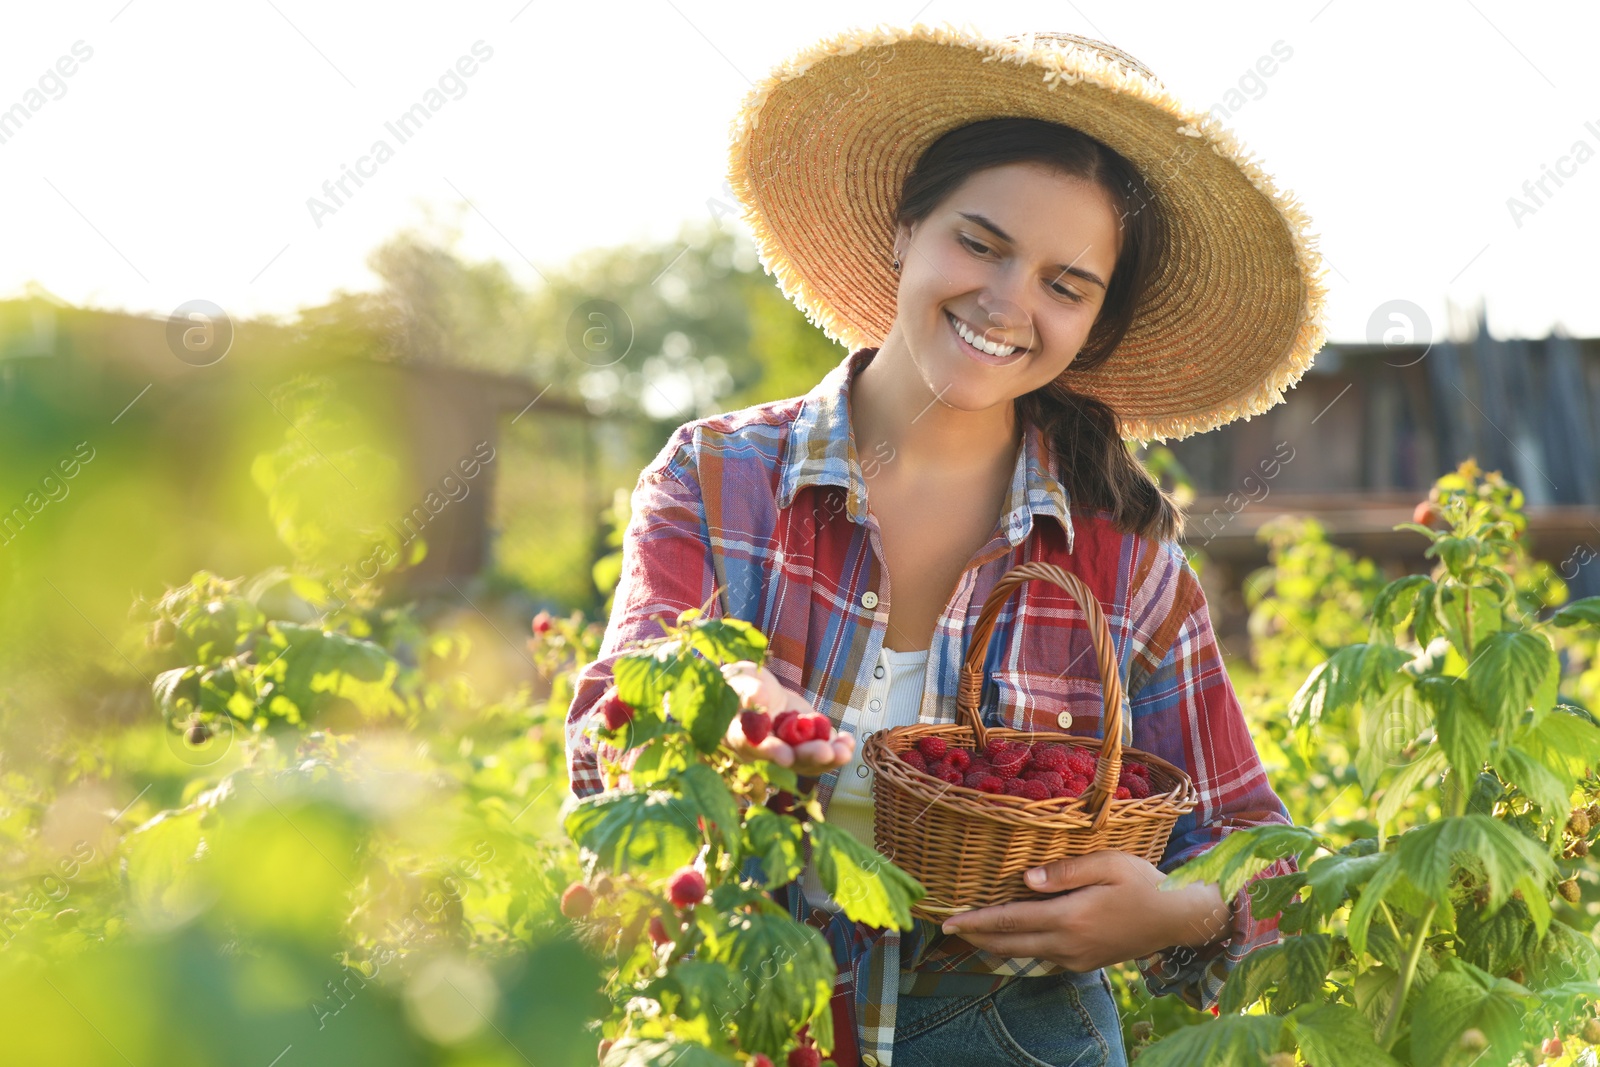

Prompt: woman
xmin=567 ymin=26 xmax=1327 ymax=1067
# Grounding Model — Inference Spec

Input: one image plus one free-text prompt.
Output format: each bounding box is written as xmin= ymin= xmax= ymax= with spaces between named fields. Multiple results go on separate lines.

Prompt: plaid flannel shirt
xmin=566 ymin=347 xmax=1298 ymax=1065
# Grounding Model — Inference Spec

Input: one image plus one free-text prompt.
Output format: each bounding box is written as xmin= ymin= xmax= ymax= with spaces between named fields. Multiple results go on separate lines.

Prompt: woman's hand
xmin=936 ymin=850 xmax=1233 ymax=972
xmin=721 ymin=661 xmax=854 ymax=778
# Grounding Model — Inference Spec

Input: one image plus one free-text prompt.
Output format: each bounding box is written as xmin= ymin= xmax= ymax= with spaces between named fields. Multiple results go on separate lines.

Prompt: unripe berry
xmin=1583 ymin=1017 xmax=1600 ymax=1044
xmin=1542 ymin=1037 xmax=1563 ymax=1058
xmin=648 ymin=914 xmax=673 ymax=946
xmin=1559 ymin=877 xmax=1582 ymax=904
xmin=531 ymin=611 xmax=553 ymax=635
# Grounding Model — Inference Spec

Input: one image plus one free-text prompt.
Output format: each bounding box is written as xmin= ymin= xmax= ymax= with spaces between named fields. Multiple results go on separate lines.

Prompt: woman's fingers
xmin=721 ymin=661 xmax=789 ymax=715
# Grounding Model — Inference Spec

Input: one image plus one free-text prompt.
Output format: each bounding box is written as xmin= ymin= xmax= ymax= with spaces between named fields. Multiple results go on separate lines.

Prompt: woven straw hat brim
xmin=727 ymin=23 xmax=1331 ymax=442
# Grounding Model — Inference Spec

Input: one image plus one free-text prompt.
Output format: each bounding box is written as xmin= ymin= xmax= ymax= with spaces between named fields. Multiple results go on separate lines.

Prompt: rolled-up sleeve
xmin=1129 ymin=547 xmax=1298 ymax=1011
xmin=565 ymin=429 xmax=717 ymax=799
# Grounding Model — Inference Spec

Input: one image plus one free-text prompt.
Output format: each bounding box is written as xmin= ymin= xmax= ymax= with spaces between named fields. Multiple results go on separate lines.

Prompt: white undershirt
xmin=800 ymin=645 xmax=930 ymax=912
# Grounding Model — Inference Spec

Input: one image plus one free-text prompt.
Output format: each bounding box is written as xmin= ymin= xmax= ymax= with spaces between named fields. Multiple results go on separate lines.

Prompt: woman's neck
xmin=851 ymin=335 xmax=1020 ymax=477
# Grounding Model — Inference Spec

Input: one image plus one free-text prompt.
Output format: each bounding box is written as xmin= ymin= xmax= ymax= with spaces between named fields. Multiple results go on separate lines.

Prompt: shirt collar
xmin=776 ymin=347 xmax=1075 ymax=550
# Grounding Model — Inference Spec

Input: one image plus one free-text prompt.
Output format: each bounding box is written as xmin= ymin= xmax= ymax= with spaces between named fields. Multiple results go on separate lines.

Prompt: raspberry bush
xmin=562 ymin=610 xmax=924 ymax=1066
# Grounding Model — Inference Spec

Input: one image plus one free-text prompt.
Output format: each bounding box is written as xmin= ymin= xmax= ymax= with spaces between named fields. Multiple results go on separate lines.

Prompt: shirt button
xmin=861 ymin=590 xmax=879 ymax=610
xmin=869 ymin=699 xmax=882 ymax=712
xmin=873 ymin=665 xmax=885 ymax=679
xmin=863 ymin=1057 xmax=880 ymax=1067
xmin=1057 ymin=710 xmax=1074 ymax=728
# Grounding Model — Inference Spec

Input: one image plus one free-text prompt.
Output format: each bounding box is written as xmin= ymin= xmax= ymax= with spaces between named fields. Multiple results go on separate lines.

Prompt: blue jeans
xmin=892 ymin=970 xmax=1128 ymax=1067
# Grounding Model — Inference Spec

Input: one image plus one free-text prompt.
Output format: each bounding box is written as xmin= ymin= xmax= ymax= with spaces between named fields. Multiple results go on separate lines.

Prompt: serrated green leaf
xmin=1520 ymin=917 xmax=1596 ymax=989
xmin=1301 ymin=851 xmax=1391 ymax=925
xmin=1488 ymin=741 xmax=1571 ymax=826
xmin=1395 ymin=815 xmax=1556 ymax=915
xmin=672 ymin=657 xmax=741 ymax=755
xmin=671 ymin=762 xmax=741 ymax=856
xmin=1372 ymin=575 xmax=1434 ymax=633
xmin=1346 ymin=854 xmax=1401 ymax=959
xmin=742 ymin=806 xmax=803 ymax=887
xmin=1457 ymin=896 xmax=1542 ymax=976
xmin=1162 ymin=825 xmax=1318 ymax=901
xmin=1517 ymin=707 xmax=1600 ymax=785
xmin=1421 ymin=675 xmax=1491 ymax=786
xmin=258 ymin=621 xmax=403 ymax=723
xmin=614 ymin=647 xmax=683 ymax=715
xmin=1288 ymin=644 xmax=1412 ymax=732
xmin=684 ymin=618 xmax=768 ymax=666
xmin=1550 ymin=596 xmax=1600 ymax=628
xmin=699 ymin=909 xmax=833 ymax=1059
xmin=601 ymin=1037 xmax=740 ymax=1067
xmin=1466 ymin=630 xmax=1555 ymax=733
xmin=657 ymin=959 xmax=746 ymax=1036
xmin=1408 ymin=966 xmax=1528 ymax=1067
xmin=1130 ymin=1016 xmax=1286 ymax=1067
xmin=1285 ymin=1002 xmax=1400 ymax=1067
xmin=1218 ymin=940 xmax=1289 ymax=1014
xmin=1375 ymin=748 xmax=1446 ymax=833
xmin=1244 ymin=872 xmax=1306 ymax=923
xmin=1280 ymin=932 xmax=1333 ymax=1009
xmin=1437 ymin=584 xmax=1502 ymax=655
xmin=1357 ymin=684 xmax=1431 ymax=794
xmin=563 ymin=789 xmax=701 ymax=878
xmin=809 ymin=821 xmax=923 ymax=930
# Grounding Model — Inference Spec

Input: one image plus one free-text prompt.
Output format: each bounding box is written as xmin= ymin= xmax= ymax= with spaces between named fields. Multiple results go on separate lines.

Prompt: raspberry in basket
xmin=1120 ymin=773 xmax=1151 ymax=799
xmin=1115 ymin=785 xmax=1132 ymax=800
xmin=1061 ymin=774 xmax=1089 ymax=798
xmin=917 ymin=736 xmax=949 ymax=761
xmin=1024 ymin=770 xmax=1065 ymax=794
xmin=964 ymin=771 xmax=1004 ymax=794
xmin=935 ymin=764 xmax=964 ymax=785
xmin=1029 ymin=744 xmax=1069 ymax=772
xmin=1064 ymin=748 xmax=1096 ymax=778
xmin=946 ymin=747 xmax=972 ymax=772
xmin=992 ymin=747 xmax=1029 ymax=778
xmin=1002 ymin=777 xmax=1031 ymax=797
xmin=899 ymin=749 xmax=927 ymax=772
xmin=1125 ymin=760 xmax=1151 ymax=779
xmin=1018 ymin=779 xmax=1050 ymax=801
xmin=983 ymin=738 xmax=1016 ymax=762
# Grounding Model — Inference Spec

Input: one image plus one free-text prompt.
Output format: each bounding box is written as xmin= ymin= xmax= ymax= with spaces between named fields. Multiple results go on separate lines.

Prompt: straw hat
xmin=726 ymin=23 xmax=1330 ymax=441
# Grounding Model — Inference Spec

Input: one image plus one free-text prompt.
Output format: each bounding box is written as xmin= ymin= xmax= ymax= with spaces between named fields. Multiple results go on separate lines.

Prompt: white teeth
xmin=948 ymin=311 xmax=1017 ymax=357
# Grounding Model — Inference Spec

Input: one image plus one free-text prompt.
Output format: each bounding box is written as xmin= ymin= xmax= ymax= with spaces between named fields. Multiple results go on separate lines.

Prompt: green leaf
xmin=657 ymin=959 xmax=747 ymax=1037
xmin=627 ymin=737 xmax=694 ymax=787
xmin=698 ymin=909 xmax=834 ymax=1059
xmin=743 ymin=807 xmax=803 ymax=887
xmin=1288 ymin=644 xmax=1411 ymax=732
xmin=1161 ymin=825 xmax=1318 ymax=901
xmin=562 ymin=789 xmax=701 ymax=878
xmin=1408 ymin=964 xmax=1529 ymax=1067
xmin=601 ymin=1037 xmax=740 ymax=1067
xmin=1243 ymin=872 xmax=1306 ymax=923
xmin=1421 ymin=676 xmax=1491 ymax=785
xmin=1357 ymin=684 xmax=1431 ymax=794
xmin=1130 ymin=1016 xmax=1285 ymax=1067
xmin=1516 ymin=706 xmax=1600 ymax=786
xmin=258 ymin=622 xmax=404 ymax=723
xmin=1280 ymin=932 xmax=1333 ymax=1009
xmin=1301 ymin=851 xmax=1391 ymax=926
xmin=1432 ymin=535 xmax=1477 ymax=575
xmin=1488 ymin=741 xmax=1571 ymax=825
xmin=1217 ymin=940 xmax=1289 ymax=1014
xmin=1466 ymin=630 xmax=1556 ymax=733
xmin=1525 ymin=915 xmax=1598 ymax=989
xmin=1372 ymin=575 xmax=1434 ymax=633
xmin=809 ymin=821 xmax=923 ymax=930
xmin=1437 ymin=584 xmax=1502 ymax=654
xmin=1550 ymin=596 xmax=1600 ymax=628
xmin=670 ymin=762 xmax=741 ymax=856
xmin=614 ymin=646 xmax=684 ymax=715
xmin=1394 ymin=815 xmax=1556 ymax=915
xmin=684 ymin=618 xmax=768 ymax=666
xmin=672 ymin=657 xmax=741 ymax=755
xmin=1456 ymin=895 xmax=1542 ymax=976
xmin=1285 ymin=1002 xmax=1400 ymax=1067
xmin=1346 ymin=854 xmax=1402 ymax=958
xmin=1375 ymin=748 xmax=1446 ymax=833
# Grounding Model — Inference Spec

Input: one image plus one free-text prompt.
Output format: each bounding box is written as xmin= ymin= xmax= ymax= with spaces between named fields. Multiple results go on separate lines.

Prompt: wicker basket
xmin=861 ymin=561 xmax=1199 ymax=919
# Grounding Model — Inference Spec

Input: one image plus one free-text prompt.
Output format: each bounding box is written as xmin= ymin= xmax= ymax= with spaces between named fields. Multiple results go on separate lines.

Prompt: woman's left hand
xmin=938 ymin=850 xmax=1233 ymax=972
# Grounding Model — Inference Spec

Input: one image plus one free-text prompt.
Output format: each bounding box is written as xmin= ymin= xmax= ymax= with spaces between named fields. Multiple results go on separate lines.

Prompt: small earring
xmin=891 ymin=252 xmax=902 ymax=272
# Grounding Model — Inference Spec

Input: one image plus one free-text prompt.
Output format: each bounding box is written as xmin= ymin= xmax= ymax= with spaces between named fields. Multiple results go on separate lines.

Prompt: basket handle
xmin=956 ymin=561 xmax=1125 ymax=831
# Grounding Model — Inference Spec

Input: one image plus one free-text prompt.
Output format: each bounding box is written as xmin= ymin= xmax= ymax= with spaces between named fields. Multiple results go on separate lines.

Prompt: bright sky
xmin=3 ymin=1 xmax=1597 ymax=344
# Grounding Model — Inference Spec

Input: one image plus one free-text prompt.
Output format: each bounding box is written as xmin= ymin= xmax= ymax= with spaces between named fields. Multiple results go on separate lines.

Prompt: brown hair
xmin=894 ymin=117 xmax=1183 ymax=542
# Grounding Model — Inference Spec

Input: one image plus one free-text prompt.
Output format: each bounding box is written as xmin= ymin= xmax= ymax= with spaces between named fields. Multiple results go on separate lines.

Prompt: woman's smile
xmin=944 ymin=307 xmax=1033 ymax=366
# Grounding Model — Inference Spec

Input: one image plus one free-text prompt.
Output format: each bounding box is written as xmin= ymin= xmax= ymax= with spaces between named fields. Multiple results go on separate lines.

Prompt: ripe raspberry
xmin=750 ymin=1057 xmax=774 ymax=1067
xmin=739 ymin=709 xmax=772 ymax=745
xmin=1064 ymin=749 xmax=1095 ymax=778
xmin=946 ymin=748 xmax=972 ymax=772
xmin=928 ymin=759 xmax=954 ymax=779
xmin=967 ymin=773 xmax=1005 ymax=794
xmin=967 ymin=758 xmax=994 ymax=777
xmin=801 ymin=713 xmax=833 ymax=742
xmin=1030 ymin=744 xmax=1069 ymax=772
xmin=1024 ymin=770 xmax=1065 ymax=794
xmin=1019 ymin=779 xmax=1050 ymax=801
xmin=936 ymin=765 xmax=964 ymax=785
xmin=531 ymin=611 xmax=553 ymax=635
xmin=766 ymin=790 xmax=797 ymax=815
xmin=899 ymin=748 xmax=927 ymax=772
xmin=1124 ymin=760 xmax=1150 ymax=779
xmin=599 ymin=691 xmax=635 ymax=731
xmin=983 ymin=738 xmax=1015 ymax=762
xmin=993 ymin=747 xmax=1028 ymax=778
xmin=1062 ymin=775 xmax=1089 ymax=797
xmin=648 ymin=914 xmax=673 ymax=946
xmin=1115 ymin=786 xmax=1132 ymax=800
xmin=560 ymin=882 xmax=593 ymax=919
xmin=1003 ymin=777 xmax=1032 ymax=797
xmin=667 ymin=867 xmax=707 ymax=908
xmin=1121 ymin=774 xmax=1151 ymax=799
xmin=773 ymin=710 xmax=808 ymax=747
xmin=917 ymin=736 xmax=949 ymax=761
xmin=787 ymin=1048 xmax=821 ymax=1067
